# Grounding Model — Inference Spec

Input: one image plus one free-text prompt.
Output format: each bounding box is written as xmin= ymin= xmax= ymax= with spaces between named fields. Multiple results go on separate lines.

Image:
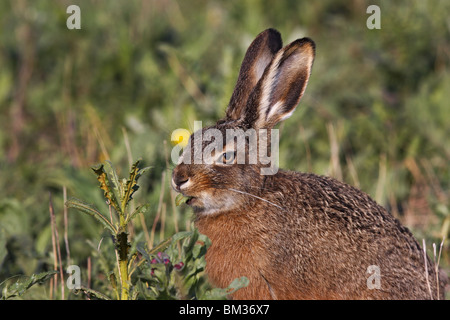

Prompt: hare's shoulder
xmin=269 ymin=169 xmax=374 ymax=201
xmin=267 ymin=169 xmax=393 ymax=222
xmin=267 ymin=170 xmax=423 ymax=254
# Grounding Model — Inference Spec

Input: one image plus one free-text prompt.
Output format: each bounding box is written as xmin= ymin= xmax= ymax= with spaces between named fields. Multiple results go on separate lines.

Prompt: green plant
xmin=66 ymin=159 xmax=150 ymax=299
xmin=0 ymin=271 xmax=57 ymax=300
xmin=64 ymin=159 xmax=247 ymax=300
xmin=135 ymin=229 xmax=249 ymax=300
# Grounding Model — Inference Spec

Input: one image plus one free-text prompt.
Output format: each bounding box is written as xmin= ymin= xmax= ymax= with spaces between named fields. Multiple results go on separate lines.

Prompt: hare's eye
xmin=218 ymin=151 xmax=236 ymax=165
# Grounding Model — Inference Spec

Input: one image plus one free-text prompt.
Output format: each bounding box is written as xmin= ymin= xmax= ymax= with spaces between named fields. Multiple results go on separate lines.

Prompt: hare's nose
xmin=173 ymin=176 xmax=189 ymax=189
xmin=172 ymin=169 xmax=190 ymax=191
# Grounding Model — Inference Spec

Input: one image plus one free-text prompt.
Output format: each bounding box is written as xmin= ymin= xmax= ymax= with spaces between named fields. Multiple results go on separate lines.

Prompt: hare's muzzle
xmin=172 ymin=175 xmax=189 ymax=191
xmin=172 ymin=165 xmax=190 ymax=191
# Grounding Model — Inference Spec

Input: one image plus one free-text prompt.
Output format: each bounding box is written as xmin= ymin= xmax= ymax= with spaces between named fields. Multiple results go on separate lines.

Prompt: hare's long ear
xmin=244 ymin=38 xmax=315 ymax=129
xmin=225 ymin=29 xmax=282 ymax=121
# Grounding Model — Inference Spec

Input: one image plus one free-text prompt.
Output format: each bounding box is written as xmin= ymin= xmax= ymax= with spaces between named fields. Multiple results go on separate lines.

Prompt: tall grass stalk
xmin=327 ymin=122 xmax=342 ymax=181
xmin=49 ymin=193 xmax=65 ymax=300
xmin=422 ymin=239 xmax=433 ymax=299
xmin=434 ymin=237 xmax=445 ymax=300
xmin=63 ymin=186 xmax=71 ymax=265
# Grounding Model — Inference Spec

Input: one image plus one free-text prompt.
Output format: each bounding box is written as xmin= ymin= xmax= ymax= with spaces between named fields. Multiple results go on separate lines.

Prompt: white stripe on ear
xmin=250 ymin=38 xmax=315 ymax=129
xmin=256 ymin=52 xmax=284 ymax=128
xmin=226 ymin=29 xmax=282 ymax=122
xmin=265 ymin=100 xmax=283 ymax=123
xmin=267 ymin=100 xmax=295 ymax=123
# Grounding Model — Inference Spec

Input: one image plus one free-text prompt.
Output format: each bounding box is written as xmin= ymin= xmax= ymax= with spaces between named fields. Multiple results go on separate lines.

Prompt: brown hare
xmin=171 ymin=28 xmax=446 ymax=299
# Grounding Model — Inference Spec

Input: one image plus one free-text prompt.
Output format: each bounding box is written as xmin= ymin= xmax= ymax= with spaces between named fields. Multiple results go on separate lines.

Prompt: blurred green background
xmin=0 ymin=0 xmax=448 ymax=298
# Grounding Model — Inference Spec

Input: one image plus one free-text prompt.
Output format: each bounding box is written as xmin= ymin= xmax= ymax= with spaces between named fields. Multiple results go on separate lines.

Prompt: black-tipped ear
xmin=244 ymin=38 xmax=315 ymax=129
xmin=225 ymin=29 xmax=282 ymax=121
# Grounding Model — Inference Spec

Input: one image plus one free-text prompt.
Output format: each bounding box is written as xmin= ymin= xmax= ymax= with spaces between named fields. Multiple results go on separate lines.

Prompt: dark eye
xmin=219 ymin=151 xmax=236 ymax=164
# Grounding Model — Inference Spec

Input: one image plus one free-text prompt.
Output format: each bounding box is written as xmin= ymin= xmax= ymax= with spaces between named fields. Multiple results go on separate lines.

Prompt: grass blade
xmin=65 ymin=198 xmax=117 ymax=234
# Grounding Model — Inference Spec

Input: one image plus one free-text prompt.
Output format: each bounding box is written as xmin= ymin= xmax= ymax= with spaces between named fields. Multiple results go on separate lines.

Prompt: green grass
xmin=0 ymin=0 xmax=448 ymax=299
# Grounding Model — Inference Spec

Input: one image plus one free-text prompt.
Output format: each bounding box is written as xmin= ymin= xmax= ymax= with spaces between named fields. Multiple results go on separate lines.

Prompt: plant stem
xmin=117 ymin=230 xmax=130 ymax=300
xmin=119 ymin=258 xmax=129 ymax=300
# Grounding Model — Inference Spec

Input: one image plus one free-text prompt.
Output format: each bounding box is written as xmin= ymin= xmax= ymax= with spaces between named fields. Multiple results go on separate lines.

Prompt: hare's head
xmin=172 ymin=29 xmax=315 ymax=215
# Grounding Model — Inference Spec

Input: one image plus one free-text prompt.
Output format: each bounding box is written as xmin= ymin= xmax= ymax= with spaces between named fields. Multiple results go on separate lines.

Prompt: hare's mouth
xmin=185 ymin=196 xmax=196 ymax=205
xmin=176 ymin=193 xmax=197 ymax=206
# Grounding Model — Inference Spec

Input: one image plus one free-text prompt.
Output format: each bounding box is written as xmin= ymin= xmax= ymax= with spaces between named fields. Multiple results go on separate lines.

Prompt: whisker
xmin=227 ymin=188 xmax=286 ymax=211
xmin=246 ymin=185 xmax=280 ymax=193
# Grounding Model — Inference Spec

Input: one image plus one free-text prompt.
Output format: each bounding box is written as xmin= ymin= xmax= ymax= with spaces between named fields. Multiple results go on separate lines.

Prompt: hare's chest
xmin=196 ymin=219 xmax=272 ymax=298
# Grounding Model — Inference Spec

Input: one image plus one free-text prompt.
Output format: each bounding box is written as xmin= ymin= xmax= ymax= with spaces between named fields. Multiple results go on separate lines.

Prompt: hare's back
xmin=262 ymin=170 xmax=438 ymax=299
xmin=270 ymin=170 xmax=413 ymax=239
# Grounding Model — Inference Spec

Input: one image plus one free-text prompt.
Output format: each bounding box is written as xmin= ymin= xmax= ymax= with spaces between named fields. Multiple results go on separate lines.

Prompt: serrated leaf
xmin=123 ymin=159 xmax=150 ymax=210
xmin=65 ymin=198 xmax=117 ymax=234
xmin=1 ymin=271 xmax=57 ymax=299
xmin=122 ymin=160 xmax=140 ymax=207
xmin=92 ymin=163 xmax=122 ymax=215
xmin=103 ymin=160 xmax=123 ymax=214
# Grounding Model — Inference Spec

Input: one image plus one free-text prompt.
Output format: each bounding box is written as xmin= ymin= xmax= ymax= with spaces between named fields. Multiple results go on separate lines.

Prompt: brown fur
xmin=171 ymin=29 xmax=447 ymax=299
